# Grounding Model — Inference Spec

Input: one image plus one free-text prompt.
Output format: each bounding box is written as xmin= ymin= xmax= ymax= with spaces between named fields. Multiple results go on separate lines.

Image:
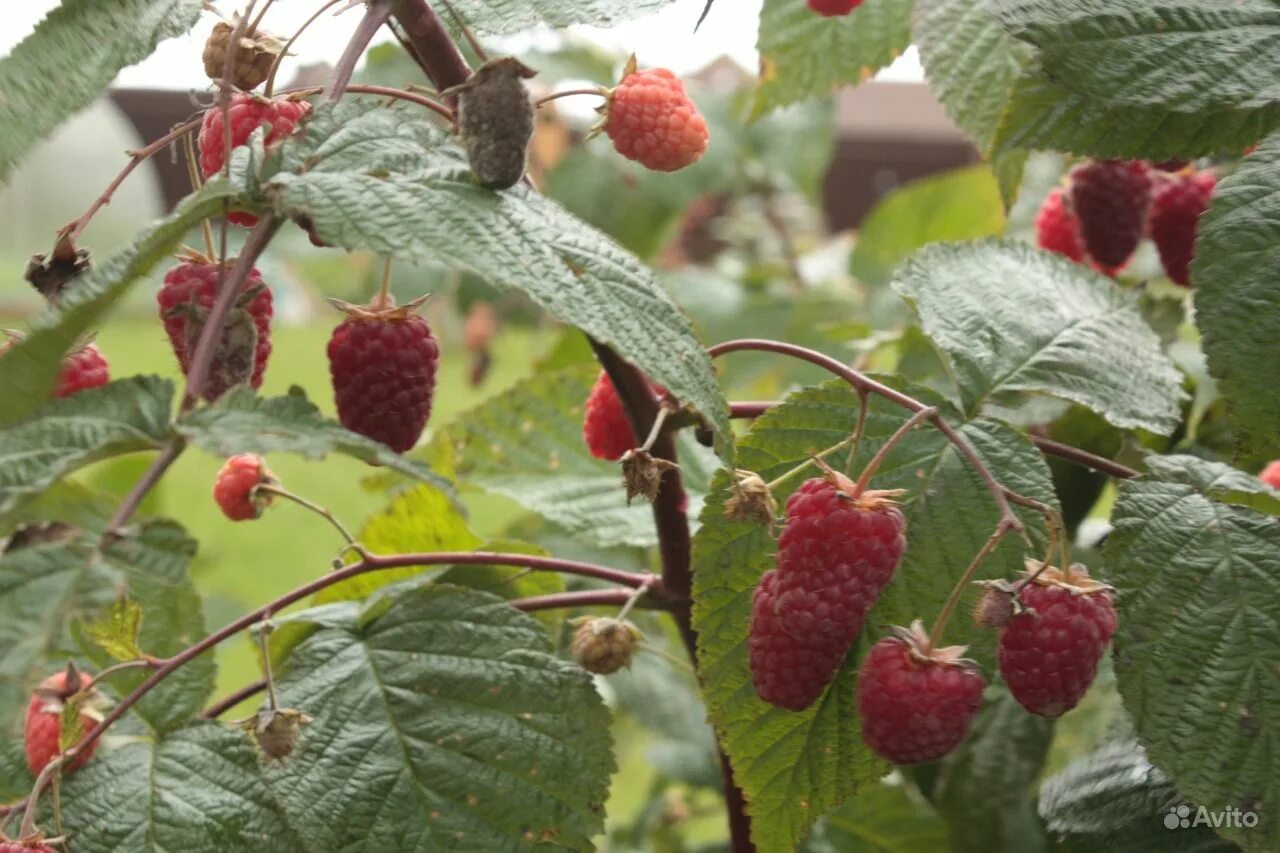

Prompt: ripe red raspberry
xmin=54 ymin=342 xmax=109 ymax=397
xmin=213 ymin=453 xmax=277 ymax=521
xmin=1034 ymin=187 xmax=1086 ymax=264
xmin=1148 ymin=170 xmax=1216 ymax=287
xmin=327 ymin=295 xmax=439 ymax=453
xmin=856 ymin=621 xmax=985 ymax=764
xmin=1260 ymin=461 xmax=1280 ymax=490
xmin=0 ymin=840 xmax=56 ymax=853
xmin=157 ymin=257 xmax=273 ymax=401
xmin=1068 ymin=159 xmax=1153 ymax=272
xmin=749 ymin=471 xmax=907 ymax=710
xmin=198 ymin=93 xmax=310 ymax=226
xmin=24 ymin=666 xmax=99 ymax=776
xmin=808 ymin=0 xmax=863 ymax=14
xmin=582 ymin=371 xmax=665 ymax=462
xmin=998 ymin=562 xmax=1117 ymax=718
xmin=603 ymin=63 xmax=708 ymax=172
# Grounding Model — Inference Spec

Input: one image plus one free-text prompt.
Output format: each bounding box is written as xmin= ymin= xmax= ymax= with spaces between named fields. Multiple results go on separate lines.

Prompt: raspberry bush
xmin=0 ymin=1 xmax=1277 ymax=851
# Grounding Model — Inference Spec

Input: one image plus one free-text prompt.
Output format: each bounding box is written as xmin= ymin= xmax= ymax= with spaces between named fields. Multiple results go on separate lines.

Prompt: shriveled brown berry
xmin=570 ymin=617 xmax=643 ymax=674
xmin=202 ymin=19 xmax=286 ymax=91
xmin=443 ymin=57 xmax=537 ymax=190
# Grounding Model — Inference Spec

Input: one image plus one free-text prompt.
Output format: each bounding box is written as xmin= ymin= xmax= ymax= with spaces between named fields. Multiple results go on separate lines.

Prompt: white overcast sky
xmin=1 ymin=0 xmax=924 ymax=87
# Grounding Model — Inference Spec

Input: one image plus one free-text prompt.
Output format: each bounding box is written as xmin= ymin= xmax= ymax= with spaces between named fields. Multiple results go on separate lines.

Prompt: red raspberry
xmin=856 ymin=621 xmax=985 ymax=764
xmin=327 ymin=296 xmax=439 ymax=453
xmin=198 ymin=94 xmax=310 ymax=226
xmin=24 ymin=666 xmax=99 ymax=776
xmin=157 ymin=258 xmax=273 ymax=402
xmin=808 ymin=0 xmax=862 ymax=14
xmin=213 ymin=453 xmax=277 ymax=521
xmin=604 ymin=65 xmax=708 ymax=172
xmin=581 ymin=371 xmax=657 ymax=462
xmin=1034 ymin=187 xmax=1086 ymax=264
xmin=749 ymin=472 xmax=907 ymax=710
xmin=0 ymin=840 xmax=56 ymax=853
xmin=998 ymin=562 xmax=1117 ymax=718
xmin=1148 ymin=170 xmax=1216 ymax=287
xmin=1068 ymin=159 xmax=1153 ymax=272
xmin=1260 ymin=460 xmax=1280 ymax=490
xmin=54 ymin=342 xmax=109 ymax=397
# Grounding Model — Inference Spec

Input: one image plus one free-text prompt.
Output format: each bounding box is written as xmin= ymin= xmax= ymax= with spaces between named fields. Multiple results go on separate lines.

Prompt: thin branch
xmin=281 ymin=83 xmax=453 ymax=121
xmin=102 ymin=440 xmax=185 ymax=540
xmin=927 ymin=520 xmax=1016 ymax=649
xmin=324 ymin=0 xmax=396 ymax=103
xmin=850 ymin=405 xmax=936 ymax=496
xmin=728 ymin=401 xmax=773 ymax=419
xmin=264 ymin=0 xmax=350 ymax=97
xmin=1030 ymin=435 xmax=1138 ymax=479
xmin=535 ymin=88 xmax=608 ymax=107
xmin=203 ymin=678 xmax=268 ymax=719
xmin=709 ymin=339 xmax=1023 ymax=534
xmin=361 ymin=550 xmax=658 ymax=590
xmin=510 ymin=588 xmax=650 ymax=612
xmin=255 ymin=483 xmax=357 ymax=546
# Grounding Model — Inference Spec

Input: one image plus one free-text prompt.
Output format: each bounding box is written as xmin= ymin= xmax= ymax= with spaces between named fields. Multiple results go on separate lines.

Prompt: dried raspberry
xmin=327 ymin=295 xmax=439 ymax=453
xmin=1068 ymin=159 xmax=1152 ymax=272
xmin=808 ymin=0 xmax=863 ymax=14
xmin=198 ymin=94 xmax=310 ymax=226
xmin=1149 ymin=170 xmax=1216 ymax=287
xmin=856 ymin=621 xmax=985 ymax=764
xmin=24 ymin=665 xmax=99 ymax=776
xmin=213 ymin=453 xmax=277 ymax=521
xmin=54 ymin=343 xmax=109 ymax=398
xmin=998 ymin=562 xmax=1117 ymax=718
xmin=1260 ymin=460 xmax=1280 ymax=490
xmin=1035 ymin=187 xmax=1086 ymax=264
xmin=443 ymin=57 xmax=537 ymax=190
xmin=570 ymin=616 xmax=643 ymax=674
xmin=245 ymin=707 xmax=311 ymax=761
xmin=582 ymin=371 xmax=664 ymax=462
xmin=157 ymin=257 xmax=273 ymax=401
xmin=749 ymin=472 xmax=907 ymax=710
xmin=202 ymin=20 xmax=285 ymax=91
xmin=603 ymin=61 xmax=708 ymax=172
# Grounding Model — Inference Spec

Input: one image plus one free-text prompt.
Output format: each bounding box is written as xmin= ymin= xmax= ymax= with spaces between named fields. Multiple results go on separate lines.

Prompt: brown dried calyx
xmin=203 ymin=18 xmax=286 ymax=92
xmin=26 ymin=233 xmax=90 ymax=302
xmin=724 ymin=469 xmax=777 ymax=526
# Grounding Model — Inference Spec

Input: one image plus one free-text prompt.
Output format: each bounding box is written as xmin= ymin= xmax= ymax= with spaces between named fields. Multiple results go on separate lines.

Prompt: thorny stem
xmin=101 ymin=440 xmax=186 ymax=541
xmin=927 ymin=521 xmax=1016 ymax=649
xmin=254 ymin=483 xmax=358 ymax=546
xmin=264 ymin=0 xmax=350 ymax=97
xmin=282 ymin=83 xmax=454 ymax=121
xmin=535 ymin=87 xmax=608 ymax=107
xmin=323 ymin=0 xmax=396 ymax=103
xmin=202 ymin=678 xmax=268 ymax=719
xmin=709 ymin=340 xmax=1024 ymax=533
xmin=58 ymin=119 xmax=201 ymax=242
xmin=850 ymin=406 xmax=936 ymax=497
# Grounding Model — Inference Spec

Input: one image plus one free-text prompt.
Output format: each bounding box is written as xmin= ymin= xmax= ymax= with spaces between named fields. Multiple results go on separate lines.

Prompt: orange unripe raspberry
xmin=604 ymin=66 xmax=708 ymax=172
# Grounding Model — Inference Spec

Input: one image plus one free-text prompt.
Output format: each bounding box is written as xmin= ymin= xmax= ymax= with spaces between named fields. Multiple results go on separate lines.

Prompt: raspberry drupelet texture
xmin=582 ymin=370 xmax=665 ymax=461
xmin=749 ymin=476 xmax=907 ymax=710
xmin=157 ymin=259 xmax=273 ymax=401
xmin=24 ymin=668 xmax=98 ymax=776
xmin=1260 ymin=460 xmax=1280 ymax=490
xmin=1035 ymin=187 xmax=1086 ymax=264
xmin=54 ymin=343 xmax=110 ymax=397
xmin=808 ymin=0 xmax=863 ymax=15
xmin=856 ymin=625 xmax=985 ymax=764
xmin=213 ymin=453 xmax=276 ymax=521
xmin=1068 ymin=159 xmax=1153 ymax=272
xmin=1149 ymin=170 xmax=1216 ymax=287
xmin=605 ymin=67 xmax=709 ymax=172
xmin=998 ymin=563 xmax=1117 ymax=718
xmin=328 ymin=302 xmax=439 ymax=453
xmin=198 ymin=94 xmax=310 ymax=226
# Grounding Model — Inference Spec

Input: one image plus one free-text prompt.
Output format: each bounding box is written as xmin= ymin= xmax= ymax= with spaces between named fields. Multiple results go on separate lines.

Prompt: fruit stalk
xmin=511 ymin=588 xmax=648 ymax=612
xmin=927 ymin=521 xmax=1014 ymax=649
xmin=323 ymin=0 xmax=396 ymax=103
xmin=202 ymin=678 xmax=268 ymax=719
xmin=101 ymin=439 xmax=186 ymax=541
xmin=253 ymin=483 xmax=358 ymax=546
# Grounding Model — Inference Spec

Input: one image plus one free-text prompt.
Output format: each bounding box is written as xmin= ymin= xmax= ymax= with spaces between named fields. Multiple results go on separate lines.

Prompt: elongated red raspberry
xmin=24 ymin=667 xmax=99 ymax=776
xmin=604 ymin=65 xmax=708 ymax=172
xmin=1068 ymin=159 xmax=1152 ymax=272
xmin=54 ymin=343 xmax=109 ymax=397
xmin=1260 ymin=461 xmax=1280 ymax=490
xmin=213 ymin=453 xmax=277 ymax=521
xmin=1149 ymin=170 xmax=1216 ymax=287
xmin=857 ymin=621 xmax=985 ymax=764
xmin=198 ymin=94 xmax=310 ymax=226
xmin=749 ymin=472 xmax=907 ymax=710
xmin=157 ymin=258 xmax=273 ymax=401
xmin=1035 ymin=187 xmax=1086 ymax=263
xmin=582 ymin=371 xmax=666 ymax=461
xmin=328 ymin=296 xmax=439 ymax=453
xmin=998 ymin=562 xmax=1117 ymax=718
xmin=808 ymin=0 xmax=862 ymax=14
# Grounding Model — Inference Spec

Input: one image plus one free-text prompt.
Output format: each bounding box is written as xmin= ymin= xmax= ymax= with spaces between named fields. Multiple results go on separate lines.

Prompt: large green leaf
xmin=265 ymin=583 xmax=614 ymax=850
xmin=1106 ymin=455 xmax=1280 ymax=849
xmin=804 ymin=782 xmax=949 ymax=853
xmin=176 ymin=386 xmax=452 ymax=488
xmin=53 ymin=722 xmax=302 ymax=852
xmin=0 ymin=181 xmax=239 ymax=426
xmin=1190 ymin=134 xmax=1280 ymax=463
xmin=436 ymin=364 xmax=719 ymax=549
xmin=270 ymin=102 xmax=729 ymax=447
xmin=691 ymin=379 xmax=1053 ymax=851
xmin=1038 ymin=740 xmax=1239 ymax=852
xmin=0 ymin=377 xmax=173 ymax=516
xmin=443 ymin=0 xmax=678 ymax=36
xmin=893 ymin=240 xmax=1184 ymax=433
xmin=753 ymin=0 xmax=916 ymax=116
xmin=850 ymin=165 xmax=1006 ymax=289
xmin=0 ymin=0 xmax=203 ymax=181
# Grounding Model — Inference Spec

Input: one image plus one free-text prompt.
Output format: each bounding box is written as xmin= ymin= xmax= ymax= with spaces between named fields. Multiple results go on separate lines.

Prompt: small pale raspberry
xmin=213 ymin=453 xmax=277 ymax=521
